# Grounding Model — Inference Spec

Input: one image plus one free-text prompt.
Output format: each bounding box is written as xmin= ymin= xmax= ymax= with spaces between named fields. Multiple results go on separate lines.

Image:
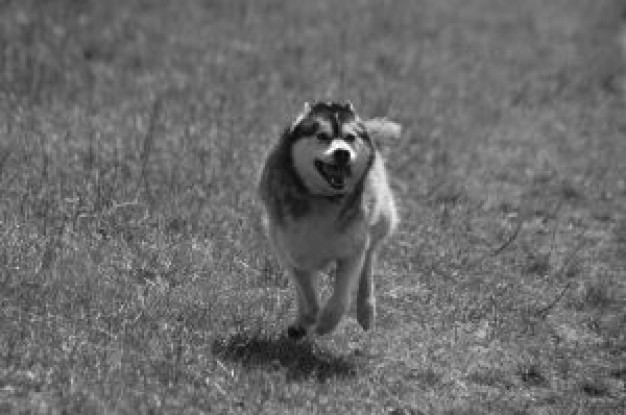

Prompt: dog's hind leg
xmin=315 ymin=250 xmax=366 ymax=335
xmin=287 ymin=268 xmax=319 ymax=340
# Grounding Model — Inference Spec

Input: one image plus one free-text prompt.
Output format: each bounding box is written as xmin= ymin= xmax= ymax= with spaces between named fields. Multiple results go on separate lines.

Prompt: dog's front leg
xmin=356 ymin=246 xmax=377 ymax=330
xmin=287 ymin=268 xmax=319 ymax=340
xmin=315 ymin=250 xmax=366 ymax=335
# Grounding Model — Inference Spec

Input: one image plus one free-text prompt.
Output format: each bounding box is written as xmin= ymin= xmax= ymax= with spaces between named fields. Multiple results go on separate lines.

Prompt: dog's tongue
xmin=323 ymin=164 xmax=347 ymax=188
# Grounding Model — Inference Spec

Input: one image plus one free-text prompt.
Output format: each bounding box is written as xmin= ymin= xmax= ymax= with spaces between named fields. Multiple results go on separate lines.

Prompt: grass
xmin=1 ymin=0 xmax=625 ymax=413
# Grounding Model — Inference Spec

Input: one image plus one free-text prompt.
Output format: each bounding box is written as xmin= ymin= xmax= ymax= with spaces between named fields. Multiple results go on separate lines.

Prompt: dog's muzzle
xmin=332 ymin=148 xmax=351 ymax=166
xmin=315 ymin=159 xmax=351 ymax=190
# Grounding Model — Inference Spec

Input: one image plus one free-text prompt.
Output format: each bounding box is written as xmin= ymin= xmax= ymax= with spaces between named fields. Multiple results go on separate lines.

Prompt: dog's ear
xmin=289 ymin=102 xmax=313 ymax=134
xmin=362 ymin=118 xmax=402 ymax=141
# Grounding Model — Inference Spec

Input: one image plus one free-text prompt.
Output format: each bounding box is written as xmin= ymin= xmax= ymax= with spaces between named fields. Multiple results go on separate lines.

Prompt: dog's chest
xmin=270 ymin=205 xmax=368 ymax=270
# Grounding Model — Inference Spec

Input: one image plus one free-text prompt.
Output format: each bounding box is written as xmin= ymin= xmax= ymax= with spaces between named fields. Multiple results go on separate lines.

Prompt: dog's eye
xmin=316 ymin=132 xmax=332 ymax=142
xmin=344 ymin=133 xmax=356 ymax=143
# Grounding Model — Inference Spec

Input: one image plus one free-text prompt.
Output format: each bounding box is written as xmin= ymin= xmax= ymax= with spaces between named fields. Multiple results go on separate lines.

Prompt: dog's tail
xmin=362 ymin=118 xmax=402 ymax=142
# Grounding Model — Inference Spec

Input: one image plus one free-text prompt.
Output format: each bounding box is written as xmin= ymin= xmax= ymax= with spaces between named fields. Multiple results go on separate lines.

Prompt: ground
xmin=0 ymin=0 xmax=625 ymax=414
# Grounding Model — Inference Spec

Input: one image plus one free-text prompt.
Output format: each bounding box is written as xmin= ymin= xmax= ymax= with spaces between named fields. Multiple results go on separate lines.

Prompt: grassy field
xmin=1 ymin=0 xmax=625 ymax=413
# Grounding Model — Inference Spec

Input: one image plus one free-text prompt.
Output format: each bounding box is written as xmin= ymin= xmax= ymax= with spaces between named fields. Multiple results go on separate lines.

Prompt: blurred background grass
xmin=1 ymin=0 xmax=625 ymax=413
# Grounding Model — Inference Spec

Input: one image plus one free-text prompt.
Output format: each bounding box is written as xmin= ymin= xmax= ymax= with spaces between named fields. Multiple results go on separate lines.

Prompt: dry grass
xmin=1 ymin=0 xmax=625 ymax=413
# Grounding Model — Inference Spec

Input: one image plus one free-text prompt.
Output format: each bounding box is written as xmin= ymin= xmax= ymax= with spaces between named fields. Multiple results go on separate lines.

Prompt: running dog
xmin=258 ymin=101 xmax=399 ymax=339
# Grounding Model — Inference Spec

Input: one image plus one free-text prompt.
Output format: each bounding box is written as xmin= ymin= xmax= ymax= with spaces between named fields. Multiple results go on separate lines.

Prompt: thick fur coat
xmin=258 ymin=102 xmax=399 ymax=338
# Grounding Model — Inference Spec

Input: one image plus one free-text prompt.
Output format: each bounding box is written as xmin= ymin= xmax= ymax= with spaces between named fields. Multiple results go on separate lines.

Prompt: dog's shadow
xmin=212 ymin=331 xmax=359 ymax=382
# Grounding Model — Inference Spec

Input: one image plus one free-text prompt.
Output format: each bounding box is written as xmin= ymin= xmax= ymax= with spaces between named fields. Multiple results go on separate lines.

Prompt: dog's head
xmin=288 ymin=101 xmax=393 ymax=197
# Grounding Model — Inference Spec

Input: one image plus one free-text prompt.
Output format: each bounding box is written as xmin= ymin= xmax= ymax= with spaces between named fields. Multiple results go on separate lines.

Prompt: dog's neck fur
xmin=259 ymin=128 xmax=373 ymax=229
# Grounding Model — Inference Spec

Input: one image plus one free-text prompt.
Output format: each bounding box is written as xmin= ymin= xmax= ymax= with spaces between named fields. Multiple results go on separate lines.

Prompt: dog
xmin=258 ymin=101 xmax=400 ymax=339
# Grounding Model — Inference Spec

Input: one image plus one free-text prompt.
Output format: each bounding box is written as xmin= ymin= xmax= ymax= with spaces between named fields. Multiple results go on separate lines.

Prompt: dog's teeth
xmin=330 ymin=176 xmax=344 ymax=188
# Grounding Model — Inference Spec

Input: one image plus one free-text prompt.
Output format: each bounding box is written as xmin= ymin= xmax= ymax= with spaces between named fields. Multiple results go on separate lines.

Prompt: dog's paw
xmin=315 ymin=306 xmax=345 ymax=336
xmin=356 ymin=299 xmax=376 ymax=331
xmin=287 ymin=324 xmax=307 ymax=340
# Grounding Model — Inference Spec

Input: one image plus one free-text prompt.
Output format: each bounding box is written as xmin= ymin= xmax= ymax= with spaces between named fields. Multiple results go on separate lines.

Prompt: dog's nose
xmin=332 ymin=149 xmax=351 ymax=165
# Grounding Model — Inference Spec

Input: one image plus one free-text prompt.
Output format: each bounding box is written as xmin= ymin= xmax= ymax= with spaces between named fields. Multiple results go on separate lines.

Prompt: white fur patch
xmin=322 ymin=140 xmax=355 ymax=163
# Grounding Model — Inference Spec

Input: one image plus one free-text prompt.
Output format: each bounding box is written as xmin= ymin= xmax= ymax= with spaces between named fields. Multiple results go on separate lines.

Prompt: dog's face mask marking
xmin=290 ymin=102 xmax=373 ymax=196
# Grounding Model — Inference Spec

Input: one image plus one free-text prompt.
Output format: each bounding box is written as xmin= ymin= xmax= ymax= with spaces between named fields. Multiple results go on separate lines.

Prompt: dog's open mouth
xmin=315 ymin=160 xmax=351 ymax=190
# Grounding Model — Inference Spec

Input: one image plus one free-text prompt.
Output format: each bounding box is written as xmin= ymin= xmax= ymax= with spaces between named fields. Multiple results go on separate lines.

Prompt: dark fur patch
xmin=258 ymin=128 xmax=312 ymax=225
xmin=291 ymin=101 xmax=361 ymax=141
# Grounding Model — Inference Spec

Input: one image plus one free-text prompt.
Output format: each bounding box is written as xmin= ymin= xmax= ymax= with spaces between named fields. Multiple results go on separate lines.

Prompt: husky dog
xmin=258 ymin=101 xmax=399 ymax=339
